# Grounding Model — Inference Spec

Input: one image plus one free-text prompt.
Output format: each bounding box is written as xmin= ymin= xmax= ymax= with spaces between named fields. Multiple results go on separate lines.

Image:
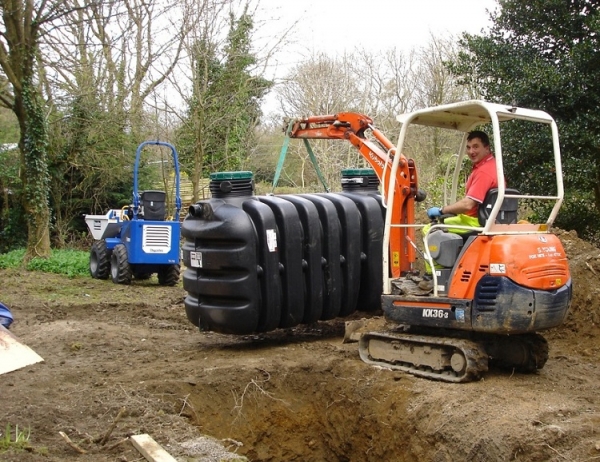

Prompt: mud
xmin=1 ymin=228 xmax=600 ymax=461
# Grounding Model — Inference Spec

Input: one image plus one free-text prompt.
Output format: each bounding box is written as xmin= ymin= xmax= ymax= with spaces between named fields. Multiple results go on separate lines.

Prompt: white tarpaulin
xmin=0 ymin=325 xmax=44 ymax=375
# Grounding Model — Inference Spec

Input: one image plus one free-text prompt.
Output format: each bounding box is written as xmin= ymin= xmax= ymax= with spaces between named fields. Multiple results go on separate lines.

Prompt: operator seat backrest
xmin=140 ymin=190 xmax=166 ymax=221
xmin=478 ymin=188 xmax=519 ymax=226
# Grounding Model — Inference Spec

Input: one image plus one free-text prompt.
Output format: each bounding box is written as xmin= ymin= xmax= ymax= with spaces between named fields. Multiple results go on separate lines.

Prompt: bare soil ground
xmin=1 ymin=228 xmax=600 ymax=462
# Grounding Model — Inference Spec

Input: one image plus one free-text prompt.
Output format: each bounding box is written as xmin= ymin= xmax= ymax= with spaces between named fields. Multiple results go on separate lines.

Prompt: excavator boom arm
xmin=286 ymin=112 xmax=420 ymax=277
xmin=288 ymin=113 xmax=393 ymax=170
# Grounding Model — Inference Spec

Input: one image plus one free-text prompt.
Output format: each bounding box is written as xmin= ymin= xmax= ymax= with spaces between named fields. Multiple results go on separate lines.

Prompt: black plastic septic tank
xmin=209 ymin=170 xmax=255 ymax=206
xmin=315 ymin=193 xmax=362 ymax=317
xmin=181 ymin=171 xmax=271 ymax=335
xmin=257 ymin=196 xmax=305 ymax=328
xmin=341 ymin=168 xmax=380 ymax=192
xmin=278 ymin=195 xmax=324 ymax=324
xmin=339 ymin=168 xmax=384 ymax=312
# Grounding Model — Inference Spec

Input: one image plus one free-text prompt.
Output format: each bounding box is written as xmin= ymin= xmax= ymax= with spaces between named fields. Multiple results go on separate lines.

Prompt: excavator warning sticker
xmin=490 ymin=263 xmax=506 ymax=274
xmin=368 ymin=152 xmax=385 ymax=169
xmin=266 ymin=229 xmax=277 ymax=252
xmin=529 ymin=246 xmax=562 ymax=260
xmin=190 ymin=251 xmax=202 ymax=268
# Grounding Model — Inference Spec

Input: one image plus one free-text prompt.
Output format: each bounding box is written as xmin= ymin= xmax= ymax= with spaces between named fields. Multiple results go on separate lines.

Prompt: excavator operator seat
xmin=140 ymin=190 xmax=166 ymax=221
xmin=427 ymin=231 xmax=464 ymax=268
xmin=478 ymin=188 xmax=520 ymax=226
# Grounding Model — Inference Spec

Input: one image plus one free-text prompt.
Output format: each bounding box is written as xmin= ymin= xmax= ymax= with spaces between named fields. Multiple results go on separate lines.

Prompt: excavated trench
xmin=155 ymin=347 xmax=578 ymax=462
xmin=141 ymin=313 xmax=587 ymax=462
xmin=160 ymin=360 xmax=428 ymax=462
xmin=147 ymin=320 xmax=536 ymax=462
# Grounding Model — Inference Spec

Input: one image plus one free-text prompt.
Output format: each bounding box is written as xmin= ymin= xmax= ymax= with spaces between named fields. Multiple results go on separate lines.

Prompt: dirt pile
xmin=0 ymin=228 xmax=599 ymax=461
xmin=554 ymin=228 xmax=600 ymax=333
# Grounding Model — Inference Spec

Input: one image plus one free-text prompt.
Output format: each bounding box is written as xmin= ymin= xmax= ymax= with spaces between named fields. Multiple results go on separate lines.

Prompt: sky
xmin=255 ymin=0 xmax=497 ymax=73
xmin=253 ymin=0 xmax=499 ymax=113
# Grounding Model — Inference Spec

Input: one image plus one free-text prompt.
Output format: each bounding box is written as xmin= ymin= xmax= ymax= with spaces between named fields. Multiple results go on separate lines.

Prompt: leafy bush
xmin=0 ymin=206 xmax=27 ymax=254
xmin=0 ymin=249 xmax=89 ymax=277
xmin=0 ymin=249 xmax=25 ymax=268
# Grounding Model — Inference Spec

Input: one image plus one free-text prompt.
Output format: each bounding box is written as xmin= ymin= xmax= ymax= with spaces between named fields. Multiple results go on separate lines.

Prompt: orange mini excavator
xmin=286 ymin=101 xmax=571 ymax=382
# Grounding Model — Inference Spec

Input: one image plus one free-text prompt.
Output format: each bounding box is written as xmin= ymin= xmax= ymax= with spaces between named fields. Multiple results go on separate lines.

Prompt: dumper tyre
xmin=158 ymin=264 xmax=180 ymax=286
xmin=90 ymin=240 xmax=111 ymax=280
xmin=110 ymin=244 xmax=132 ymax=284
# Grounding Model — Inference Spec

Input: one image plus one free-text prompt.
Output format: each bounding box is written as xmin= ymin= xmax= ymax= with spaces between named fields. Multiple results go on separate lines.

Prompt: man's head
xmin=466 ymin=130 xmax=491 ymax=164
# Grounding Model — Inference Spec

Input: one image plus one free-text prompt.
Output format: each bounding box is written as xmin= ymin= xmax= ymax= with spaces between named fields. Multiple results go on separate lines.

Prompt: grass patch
xmin=0 ymin=248 xmax=89 ymax=277
xmin=0 ymin=424 xmax=31 ymax=452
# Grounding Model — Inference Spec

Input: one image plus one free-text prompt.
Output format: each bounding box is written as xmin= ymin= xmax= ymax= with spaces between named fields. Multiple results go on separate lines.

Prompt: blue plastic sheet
xmin=0 ymin=302 xmax=14 ymax=329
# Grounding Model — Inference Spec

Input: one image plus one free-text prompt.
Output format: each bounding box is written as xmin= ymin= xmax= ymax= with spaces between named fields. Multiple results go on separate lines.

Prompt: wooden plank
xmin=0 ymin=325 xmax=44 ymax=375
xmin=130 ymin=434 xmax=177 ymax=462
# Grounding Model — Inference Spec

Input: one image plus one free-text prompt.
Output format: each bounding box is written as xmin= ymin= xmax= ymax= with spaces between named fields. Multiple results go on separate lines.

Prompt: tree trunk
xmin=1 ymin=0 xmax=52 ymax=261
xmin=16 ymin=83 xmax=51 ymax=261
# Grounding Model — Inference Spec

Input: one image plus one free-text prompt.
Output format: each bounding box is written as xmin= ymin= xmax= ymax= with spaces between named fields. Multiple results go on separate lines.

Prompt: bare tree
xmin=347 ymin=47 xmax=418 ymax=127
xmin=414 ymin=34 xmax=471 ymax=108
xmin=273 ymin=53 xmax=367 ymax=189
xmin=170 ymin=0 xmax=233 ymax=202
xmin=45 ymin=0 xmax=189 ymax=138
xmin=405 ymin=35 xmax=471 ymax=188
xmin=169 ymin=0 xmax=288 ymax=202
xmin=0 ymin=0 xmax=73 ymax=260
xmin=2 ymin=0 xmax=194 ymax=247
xmin=276 ymin=52 xmax=361 ymax=117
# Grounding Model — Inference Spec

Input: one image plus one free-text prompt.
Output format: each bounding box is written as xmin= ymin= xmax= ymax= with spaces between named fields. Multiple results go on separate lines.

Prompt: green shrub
xmin=0 ymin=206 xmax=27 ymax=254
xmin=0 ymin=249 xmax=25 ymax=268
xmin=0 ymin=248 xmax=89 ymax=277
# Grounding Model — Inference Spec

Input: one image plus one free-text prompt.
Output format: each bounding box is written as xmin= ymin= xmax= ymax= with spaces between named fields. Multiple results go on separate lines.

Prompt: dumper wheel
xmin=90 ymin=240 xmax=111 ymax=279
xmin=158 ymin=264 xmax=180 ymax=286
xmin=110 ymin=244 xmax=132 ymax=284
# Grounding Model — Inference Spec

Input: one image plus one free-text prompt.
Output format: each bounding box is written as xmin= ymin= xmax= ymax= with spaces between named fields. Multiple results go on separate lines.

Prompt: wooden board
xmin=130 ymin=434 xmax=177 ymax=462
xmin=0 ymin=325 xmax=44 ymax=375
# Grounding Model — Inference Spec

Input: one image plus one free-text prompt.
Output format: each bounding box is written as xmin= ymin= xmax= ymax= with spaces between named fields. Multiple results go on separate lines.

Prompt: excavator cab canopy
xmin=392 ymin=100 xmax=564 ymax=232
xmin=383 ymin=100 xmax=565 ymax=294
xmin=396 ymin=101 xmax=557 ymax=130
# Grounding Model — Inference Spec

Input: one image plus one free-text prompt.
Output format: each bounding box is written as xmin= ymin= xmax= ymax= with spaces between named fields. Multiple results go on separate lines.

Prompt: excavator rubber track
xmin=484 ymin=333 xmax=549 ymax=373
xmin=358 ymin=330 xmax=489 ymax=383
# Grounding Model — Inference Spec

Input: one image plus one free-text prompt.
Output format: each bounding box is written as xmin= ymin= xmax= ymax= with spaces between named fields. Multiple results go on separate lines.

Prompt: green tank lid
xmin=210 ymin=171 xmax=253 ymax=181
xmin=341 ymin=168 xmax=376 ymax=176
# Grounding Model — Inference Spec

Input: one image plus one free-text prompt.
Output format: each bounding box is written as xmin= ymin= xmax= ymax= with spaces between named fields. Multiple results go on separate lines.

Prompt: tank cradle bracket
xmin=358 ymin=330 xmax=489 ymax=383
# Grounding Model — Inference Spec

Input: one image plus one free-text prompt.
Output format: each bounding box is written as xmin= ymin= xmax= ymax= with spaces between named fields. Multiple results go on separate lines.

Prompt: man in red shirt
xmin=426 ymin=130 xmax=498 ymax=228
xmin=419 ymin=131 xmax=498 ymax=289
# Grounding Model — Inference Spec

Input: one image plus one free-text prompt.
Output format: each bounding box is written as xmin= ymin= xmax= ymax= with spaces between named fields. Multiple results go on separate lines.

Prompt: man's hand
xmin=427 ymin=207 xmax=443 ymax=219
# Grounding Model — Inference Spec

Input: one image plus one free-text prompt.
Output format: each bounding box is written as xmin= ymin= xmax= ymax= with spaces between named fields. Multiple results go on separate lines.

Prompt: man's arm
xmin=441 ymin=197 xmax=478 ymax=215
